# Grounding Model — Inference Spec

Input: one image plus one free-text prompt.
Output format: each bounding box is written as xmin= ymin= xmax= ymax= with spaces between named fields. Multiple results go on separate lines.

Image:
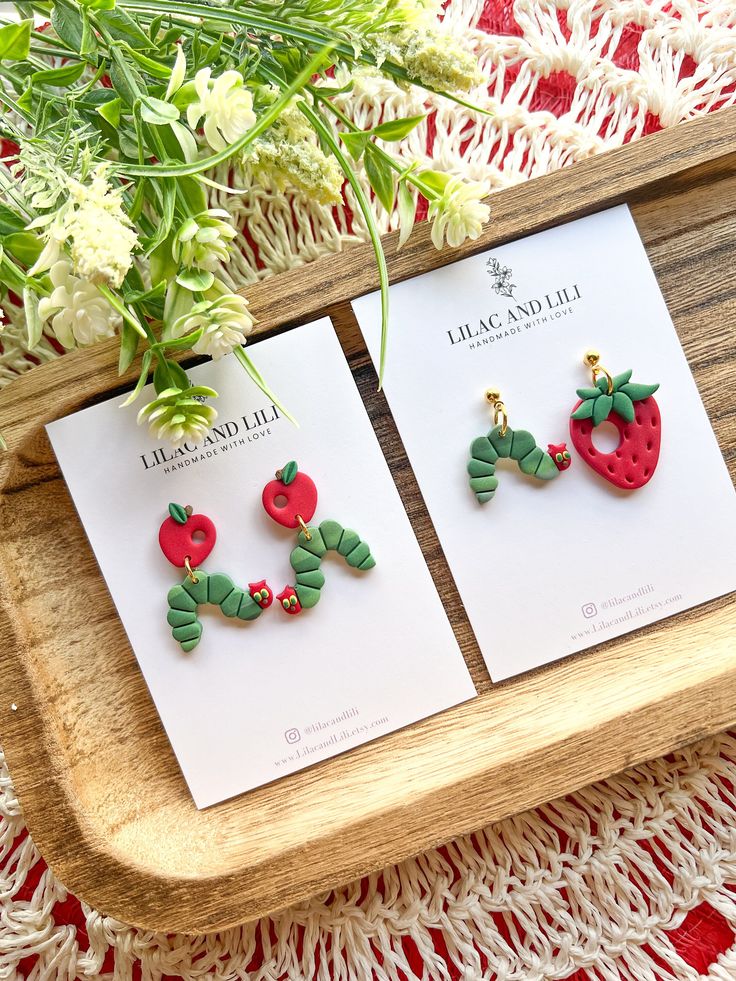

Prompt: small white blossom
xmin=173 ymin=210 xmax=237 ymax=271
xmin=426 ymin=175 xmax=489 ymax=249
xmin=171 ymin=286 xmax=254 ymax=360
xmin=30 ymin=166 xmax=137 ymax=288
xmin=187 ymin=69 xmax=256 ymax=151
xmin=65 ymin=166 xmax=138 ymax=287
xmin=166 ymin=46 xmax=187 ymax=100
xmin=37 ymin=260 xmax=121 ymax=348
xmin=396 ymin=29 xmax=481 ymax=92
xmin=138 ymin=386 xmax=218 ymax=448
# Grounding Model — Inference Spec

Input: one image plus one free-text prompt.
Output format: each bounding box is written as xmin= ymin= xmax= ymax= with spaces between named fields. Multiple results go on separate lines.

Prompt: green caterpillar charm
xmin=468 ymin=390 xmax=570 ymax=503
xmin=262 ymin=462 xmax=376 ymax=615
xmin=280 ymin=520 xmax=376 ymax=614
xmin=159 ymin=502 xmax=271 ymax=653
xmin=167 ymin=572 xmax=269 ymax=652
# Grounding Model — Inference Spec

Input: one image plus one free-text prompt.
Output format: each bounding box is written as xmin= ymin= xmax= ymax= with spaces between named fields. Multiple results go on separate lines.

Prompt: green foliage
xmin=0 ymin=19 xmax=32 ymax=60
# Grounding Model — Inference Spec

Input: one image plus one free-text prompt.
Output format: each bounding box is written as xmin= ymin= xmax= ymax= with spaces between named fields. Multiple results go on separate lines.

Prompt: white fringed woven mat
xmin=2 ymin=2 xmax=736 ymax=978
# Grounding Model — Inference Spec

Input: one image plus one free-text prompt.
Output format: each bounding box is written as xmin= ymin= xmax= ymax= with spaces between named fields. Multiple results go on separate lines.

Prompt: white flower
xmin=426 ymin=176 xmax=489 ymax=249
xmin=137 ymin=386 xmax=218 ymax=448
xmin=397 ymin=29 xmax=481 ymax=92
xmin=187 ymin=69 xmax=256 ymax=151
xmin=244 ymin=137 xmax=344 ymax=205
xmin=171 ymin=287 xmax=254 ymax=360
xmin=65 ymin=166 xmax=138 ymax=287
xmin=173 ymin=210 xmax=237 ymax=271
xmin=37 ymin=260 xmax=121 ymax=348
xmin=166 ymin=46 xmax=187 ymax=100
xmin=30 ymin=166 xmax=137 ymax=288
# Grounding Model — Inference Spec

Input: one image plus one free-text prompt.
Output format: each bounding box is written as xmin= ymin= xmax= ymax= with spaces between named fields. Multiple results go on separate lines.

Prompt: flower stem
xmin=298 ymin=100 xmax=391 ymax=388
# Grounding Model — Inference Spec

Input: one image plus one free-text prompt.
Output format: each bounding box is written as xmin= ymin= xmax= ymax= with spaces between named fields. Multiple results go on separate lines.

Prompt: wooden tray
xmin=1 ymin=108 xmax=735 ymax=935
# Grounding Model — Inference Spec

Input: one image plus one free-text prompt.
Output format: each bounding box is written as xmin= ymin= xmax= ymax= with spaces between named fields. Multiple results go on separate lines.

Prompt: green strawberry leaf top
xmin=571 ymin=370 xmax=659 ymax=426
xmin=280 ymin=460 xmax=298 ymax=485
xmin=169 ymin=502 xmax=188 ymax=524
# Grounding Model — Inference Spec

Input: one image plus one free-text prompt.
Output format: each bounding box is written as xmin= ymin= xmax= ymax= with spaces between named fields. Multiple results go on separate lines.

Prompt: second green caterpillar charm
xmin=262 ymin=461 xmax=376 ymax=614
xmin=467 ymin=389 xmax=570 ymax=504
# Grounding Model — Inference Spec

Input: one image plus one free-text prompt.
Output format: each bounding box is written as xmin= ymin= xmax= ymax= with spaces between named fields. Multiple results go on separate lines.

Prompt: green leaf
xmin=0 ymin=20 xmax=32 ymax=61
xmin=281 ymin=460 xmax=298 ymax=485
xmin=51 ymin=4 xmax=84 ymax=52
xmin=340 ymin=130 xmax=368 ymax=161
xmin=97 ymin=96 xmax=122 ymax=126
xmin=120 ymin=348 xmax=153 ymax=404
xmin=140 ymin=96 xmax=179 ymax=125
xmin=168 ymin=501 xmax=188 ymax=524
xmin=232 ymin=346 xmax=297 ymax=426
xmin=364 ymin=146 xmax=395 ymax=213
xmin=592 ymin=393 xmax=613 ymax=426
xmin=571 ymin=399 xmax=595 ymax=420
xmin=118 ymin=320 xmax=141 ymax=374
xmin=397 ymin=180 xmax=415 ymax=249
xmin=416 ymin=170 xmax=450 ymax=196
xmin=619 ymin=381 xmax=660 ymax=401
xmin=154 ymin=328 xmax=204 ymax=351
xmin=612 ymin=369 xmax=633 ymax=391
xmin=32 ymin=61 xmax=86 ymax=86
xmin=97 ymin=285 xmax=147 ymax=337
xmin=23 ymin=287 xmax=42 ymax=348
xmin=371 ymin=114 xmax=424 ymax=141
xmin=0 ymin=204 xmax=24 ymax=237
xmin=4 ymin=231 xmax=42 ymax=266
xmin=176 ymin=268 xmax=214 ymax=291
xmin=612 ymin=391 xmax=635 ymax=423
xmin=97 ymin=8 xmax=152 ymax=47
xmin=80 ymin=9 xmax=98 ymax=57
xmin=128 ymin=47 xmax=173 ymax=79
xmin=167 ymin=360 xmax=190 ymax=391
xmin=153 ymin=356 xmax=172 ymax=394
xmin=576 ymin=386 xmax=601 ymax=399
xmin=109 ymin=58 xmax=146 ymax=106
xmin=595 ymin=375 xmax=609 ymax=394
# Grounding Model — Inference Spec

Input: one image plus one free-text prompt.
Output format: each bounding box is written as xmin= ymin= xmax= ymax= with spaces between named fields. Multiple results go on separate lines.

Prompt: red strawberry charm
xmin=569 ymin=351 xmax=661 ymax=491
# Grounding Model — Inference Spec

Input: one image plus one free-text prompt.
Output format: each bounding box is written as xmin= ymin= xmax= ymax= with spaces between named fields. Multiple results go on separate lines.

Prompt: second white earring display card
xmin=353 ymin=205 xmax=736 ymax=682
xmin=46 ymin=318 xmax=475 ymax=808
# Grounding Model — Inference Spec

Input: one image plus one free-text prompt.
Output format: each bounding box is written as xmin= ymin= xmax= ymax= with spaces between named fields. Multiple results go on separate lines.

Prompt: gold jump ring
xmin=184 ymin=556 xmax=199 ymax=584
xmin=296 ymin=515 xmax=312 ymax=541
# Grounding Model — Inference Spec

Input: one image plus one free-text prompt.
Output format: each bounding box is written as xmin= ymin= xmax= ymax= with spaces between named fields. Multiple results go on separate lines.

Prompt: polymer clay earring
xmin=569 ymin=350 xmax=660 ymax=490
xmin=160 ymin=503 xmax=272 ymax=652
xmin=467 ymin=389 xmax=569 ymax=503
xmin=262 ymin=461 xmax=375 ymax=614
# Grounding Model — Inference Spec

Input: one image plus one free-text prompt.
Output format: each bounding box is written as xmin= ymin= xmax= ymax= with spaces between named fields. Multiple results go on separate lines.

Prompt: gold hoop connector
xmin=584 ymin=349 xmax=613 ymax=396
xmin=296 ymin=515 xmax=312 ymax=541
xmin=184 ymin=555 xmax=199 ymax=584
xmin=485 ymin=388 xmax=508 ymax=437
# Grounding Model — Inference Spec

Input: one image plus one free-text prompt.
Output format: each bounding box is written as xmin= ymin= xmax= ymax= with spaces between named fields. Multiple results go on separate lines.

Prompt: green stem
xmin=114 ymin=43 xmax=333 ymax=178
xmin=119 ymin=0 xmax=484 ymax=113
xmin=298 ymin=100 xmax=390 ymax=388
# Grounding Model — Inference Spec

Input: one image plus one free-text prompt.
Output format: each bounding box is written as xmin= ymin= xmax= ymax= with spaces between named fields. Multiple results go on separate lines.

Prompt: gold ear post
xmin=485 ymin=388 xmax=509 ymax=437
xmin=584 ymin=349 xmax=613 ymax=395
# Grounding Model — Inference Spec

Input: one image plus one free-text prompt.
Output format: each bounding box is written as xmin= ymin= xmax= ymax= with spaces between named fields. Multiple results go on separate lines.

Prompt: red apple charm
xmin=262 ymin=460 xmax=318 ymax=529
xmin=159 ymin=502 xmax=216 ymax=568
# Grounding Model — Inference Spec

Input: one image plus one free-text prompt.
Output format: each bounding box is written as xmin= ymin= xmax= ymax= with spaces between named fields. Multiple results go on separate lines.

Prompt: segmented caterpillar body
xmin=167 ymin=571 xmax=264 ymax=652
xmin=287 ymin=519 xmax=376 ymax=612
xmin=468 ymin=423 xmax=559 ymax=503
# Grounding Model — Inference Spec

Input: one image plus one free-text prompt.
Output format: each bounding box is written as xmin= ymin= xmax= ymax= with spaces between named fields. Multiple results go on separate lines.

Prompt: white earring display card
xmin=47 ymin=318 xmax=475 ymax=807
xmin=353 ymin=205 xmax=736 ymax=681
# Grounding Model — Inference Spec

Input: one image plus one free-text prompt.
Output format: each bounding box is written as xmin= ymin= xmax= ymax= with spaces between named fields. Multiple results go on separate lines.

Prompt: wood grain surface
xmin=0 ymin=108 xmax=734 ymax=934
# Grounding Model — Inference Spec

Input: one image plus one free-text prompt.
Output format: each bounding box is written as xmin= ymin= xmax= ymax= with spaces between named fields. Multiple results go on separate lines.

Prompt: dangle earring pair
xmin=159 ymin=461 xmax=376 ymax=652
xmin=467 ymin=349 xmax=661 ymax=502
